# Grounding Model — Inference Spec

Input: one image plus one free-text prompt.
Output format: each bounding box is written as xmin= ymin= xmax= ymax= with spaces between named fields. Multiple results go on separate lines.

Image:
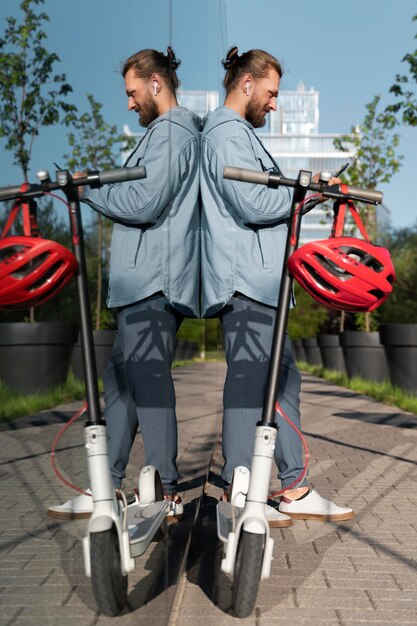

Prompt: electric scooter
xmin=0 ymin=166 xmax=170 ymax=616
xmin=216 ymin=165 xmax=383 ymax=618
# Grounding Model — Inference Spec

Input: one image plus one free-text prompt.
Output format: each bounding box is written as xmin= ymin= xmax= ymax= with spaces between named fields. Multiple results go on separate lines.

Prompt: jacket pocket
xmin=122 ymin=229 xmax=143 ymax=270
xmin=257 ymin=229 xmax=273 ymax=270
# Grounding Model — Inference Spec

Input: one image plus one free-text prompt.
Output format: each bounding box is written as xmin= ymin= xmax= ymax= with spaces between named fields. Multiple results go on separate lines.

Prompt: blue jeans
xmin=104 ymin=293 xmax=183 ymax=494
xmin=219 ymin=293 xmax=307 ymax=489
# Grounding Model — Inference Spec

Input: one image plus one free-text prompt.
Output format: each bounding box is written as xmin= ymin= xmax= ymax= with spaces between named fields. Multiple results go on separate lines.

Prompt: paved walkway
xmin=1 ymin=362 xmax=417 ymax=625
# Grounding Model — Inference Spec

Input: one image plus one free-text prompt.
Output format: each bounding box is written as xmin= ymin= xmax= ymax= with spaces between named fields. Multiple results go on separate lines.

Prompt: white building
xmin=260 ymin=81 xmax=355 ymax=243
xmin=123 ymin=83 xmax=367 ymax=243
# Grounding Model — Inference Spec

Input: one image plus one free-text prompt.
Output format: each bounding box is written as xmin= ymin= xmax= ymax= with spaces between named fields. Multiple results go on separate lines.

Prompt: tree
xmin=64 ymin=94 xmax=136 ymax=329
xmin=334 ymin=95 xmax=402 ymax=240
xmin=379 ymin=223 xmax=417 ymax=323
xmin=384 ymin=13 xmax=417 ymax=128
xmin=288 ymin=282 xmax=329 ymax=340
xmin=334 ymin=95 xmax=402 ymax=332
xmin=0 ymin=0 xmax=76 ymax=182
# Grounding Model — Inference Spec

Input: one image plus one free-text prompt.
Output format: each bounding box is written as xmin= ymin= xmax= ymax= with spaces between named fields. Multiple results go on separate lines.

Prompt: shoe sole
xmin=47 ymin=510 xmax=92 ymax=520
xmin=283 ymin=511 xmax=355 ymax=521
xmin=166 ymin=513 xmax=184 ymax=525
xmin=268 ymin=518 xmax=293 ymax=528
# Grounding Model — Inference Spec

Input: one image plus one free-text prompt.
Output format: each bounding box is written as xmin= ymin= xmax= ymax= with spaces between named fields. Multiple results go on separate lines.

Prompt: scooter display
xmin=0 ymin=166 xmax=170 ymax=616
xmin=217 ymin=165 xmax=383 ymax=618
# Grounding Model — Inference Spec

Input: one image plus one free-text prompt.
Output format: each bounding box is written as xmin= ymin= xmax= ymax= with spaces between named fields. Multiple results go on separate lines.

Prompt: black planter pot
xmin=317 ymin=333 xmax=346 ymax=373
xmin=380 ymin=324 xmax=417 ymax=393
xmin=71 ymin=329 xmax=116 ymax=381
xmin=292 ymin=339 xmax=306 ymax=362
xmin=0 ymin=322 xmax=78 ymax=393
xmin=340 ymin=331 xmax=389 ymax=383
xmin=302 ymin=337 xmax=323 ymax=366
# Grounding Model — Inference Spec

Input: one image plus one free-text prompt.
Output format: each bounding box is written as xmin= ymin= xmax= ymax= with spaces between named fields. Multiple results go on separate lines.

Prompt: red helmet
xmin=0 ymin=236 xmax=78 ymax=310
xmin=288 ymin=236 xmax=395 ymax=312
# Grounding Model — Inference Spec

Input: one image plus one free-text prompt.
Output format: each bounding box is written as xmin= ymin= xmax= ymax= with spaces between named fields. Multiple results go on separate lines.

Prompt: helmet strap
xmin=331 ymin=187 xmax=371 ymax=243
xmin=1 ymin=184 xmax=41 ymax=239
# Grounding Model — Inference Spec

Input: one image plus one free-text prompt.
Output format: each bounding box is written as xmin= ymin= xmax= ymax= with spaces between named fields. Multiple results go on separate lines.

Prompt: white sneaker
xmin=47 ymin=489 xmax=93 ymax=520
xmin=47 ymin=489 xmax=184 ymax=522
xmin=264 ymin=502 xmax=293 ymax=528
xmin=279 ymin=489 xmax=355 ymax=521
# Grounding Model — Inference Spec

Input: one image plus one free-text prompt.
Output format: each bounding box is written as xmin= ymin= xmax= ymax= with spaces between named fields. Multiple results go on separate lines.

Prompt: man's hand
xmin=72 ymin=171 xmax=87 ymax=198
xmin=312 ymin=173 xmax=341 ymax=203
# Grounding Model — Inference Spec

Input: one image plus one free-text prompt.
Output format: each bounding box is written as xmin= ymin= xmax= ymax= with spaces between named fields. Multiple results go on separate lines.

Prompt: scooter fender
xmin=83 ymin=502 xmax=135 ymax=577
xmin=221 ymin=530 xmax=238 ymax=574
xmin=82 ymin=527 xmax=135 ymax=578
xmin=261 ymin=535 xmax=274 ymax=580
xmin=88 ymin=513 xmax=114 ymax=533
xmin=221 ymin=505 xmax=274 ymax=579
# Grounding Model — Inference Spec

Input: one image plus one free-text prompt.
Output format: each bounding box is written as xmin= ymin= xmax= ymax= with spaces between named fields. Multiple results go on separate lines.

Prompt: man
xmin=48 ymin=47 xmax=200 ymax=521
xmin=200 ymin=46 xmax=354 ymax=525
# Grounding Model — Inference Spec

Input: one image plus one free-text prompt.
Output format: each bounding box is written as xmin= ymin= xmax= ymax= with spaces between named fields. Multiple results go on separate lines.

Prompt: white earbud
xmin=245 ymin=82 xmax=250 ymax=96
xmin=153 ymin=81 xmax=158 ymax=96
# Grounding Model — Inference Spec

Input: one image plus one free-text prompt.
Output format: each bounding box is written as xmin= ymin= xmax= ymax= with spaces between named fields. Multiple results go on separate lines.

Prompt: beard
xmin=138 ymin=92 xmax=159 ymax=128
xmin=245 ymin=95 xmax=267 ymax=128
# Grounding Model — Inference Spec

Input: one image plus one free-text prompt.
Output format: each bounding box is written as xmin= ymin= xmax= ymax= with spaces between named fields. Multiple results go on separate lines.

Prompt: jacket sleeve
xmin=204 ymin=130 xmax=293 ymax=225
xmin=81 ymin=133 xmax=193 ymax=225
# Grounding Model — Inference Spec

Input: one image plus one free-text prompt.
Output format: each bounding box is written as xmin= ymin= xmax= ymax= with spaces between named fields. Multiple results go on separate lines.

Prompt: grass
xmin=297 ymin=360 xmax=417 ymax=416
xmin=0 ymin=359 xmax=206 ymax=423
xmin=0 ymin=372 xmax=97 ymax=423
xmin=2 ymin=356 xmax=415 ymax=423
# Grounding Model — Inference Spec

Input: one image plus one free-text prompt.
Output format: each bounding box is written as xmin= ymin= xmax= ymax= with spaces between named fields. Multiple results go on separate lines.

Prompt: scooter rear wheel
xmin=90 ymin=525 xmax=127 ymax=616
xmin=232 ymin=529 xmax=264 ymax=618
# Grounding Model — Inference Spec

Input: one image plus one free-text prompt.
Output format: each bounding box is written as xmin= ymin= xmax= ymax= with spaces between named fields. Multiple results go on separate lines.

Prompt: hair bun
xmin=222 ymin=46 xmax=239 ymax=70
xmin=166 ymin=46 xmax=181 ymax=70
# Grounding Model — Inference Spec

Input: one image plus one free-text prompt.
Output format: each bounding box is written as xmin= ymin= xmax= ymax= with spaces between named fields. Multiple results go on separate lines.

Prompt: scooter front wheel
xmin=90 ymin=525 xmax=127 ymax=616
xmin=232 ymin=529 xmax=264 ymax=618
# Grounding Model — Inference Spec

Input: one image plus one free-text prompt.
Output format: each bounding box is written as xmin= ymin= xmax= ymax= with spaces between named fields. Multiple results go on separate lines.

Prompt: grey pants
xmin=219 ymin=293 xmax=307 ymax=489
xmin=104 ymin=293 xmax=183 ymax=494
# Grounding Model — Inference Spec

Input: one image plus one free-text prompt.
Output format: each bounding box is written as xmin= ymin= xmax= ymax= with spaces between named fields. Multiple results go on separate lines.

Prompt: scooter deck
xmin=216 ymin=500 xmax=243 ymax=543
xmin=126 ymin=501 xmax=169 ymax=557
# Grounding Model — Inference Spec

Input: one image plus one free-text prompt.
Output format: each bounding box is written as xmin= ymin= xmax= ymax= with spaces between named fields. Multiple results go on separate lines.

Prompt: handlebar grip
xmin=224 ymin=166 xmax=270 ymax=186
xmin=97 ymin=165 xmax=146 ymax=185
xmin=0 ymin=184 xmax=26 ymax=200
xmin=342 ymin=185 xmax=383 ymax=205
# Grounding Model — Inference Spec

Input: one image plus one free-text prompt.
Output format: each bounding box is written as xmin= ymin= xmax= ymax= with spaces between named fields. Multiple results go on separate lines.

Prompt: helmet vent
xmin=304 ymin=262 xmax=338 ymax=293
xmin=368 ymin=288 xmax=385 ymax=300
xmin=11 ymin=252 xmax=51 ymax=280
xmin=28 ymin=261 xmax=65 ymax=292
xmin=341 ymin=246 xmax=383 ymax=272
xmin=314 ymin=253 xmax=353 ymax=281
xmin=0 ymin=244 xmax=27 ymax=263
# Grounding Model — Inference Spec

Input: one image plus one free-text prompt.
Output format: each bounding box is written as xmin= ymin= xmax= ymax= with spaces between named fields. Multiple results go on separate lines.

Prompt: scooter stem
xmin=246 ymin=425 xmax=277 ymax=505
xmin=261 ymin=178 xmax=309 ymax=425
xmin=66 ymin=196 xmax=102 ymax=425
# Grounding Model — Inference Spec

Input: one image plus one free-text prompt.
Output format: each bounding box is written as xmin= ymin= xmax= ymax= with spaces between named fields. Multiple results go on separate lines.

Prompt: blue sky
xmin=0 ymin=0 xmax=416 ymax=229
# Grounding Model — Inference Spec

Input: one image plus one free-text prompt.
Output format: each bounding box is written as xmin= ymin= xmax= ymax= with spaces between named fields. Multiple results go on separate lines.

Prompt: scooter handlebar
xmin=223 ymin=166 xmax=383 ymax=205
xmin=95 ymin=165 xmax=146 ymax=186
xmin=0 ymin=184 xmax=25 ymax=201
xmin=223 ymin=166 xmax=270 ymax=186
xmin=0 ymin=165 xmax=147 ymax=201
xmin=334 ymin=185 xmax=383 ymax=205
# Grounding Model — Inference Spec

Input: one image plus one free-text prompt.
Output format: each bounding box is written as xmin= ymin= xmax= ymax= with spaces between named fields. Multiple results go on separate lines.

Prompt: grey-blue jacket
xmin=82 ymin=106 xmax=200 ymax=317
xmin=200 ymin=106 xmax=293 ymax=317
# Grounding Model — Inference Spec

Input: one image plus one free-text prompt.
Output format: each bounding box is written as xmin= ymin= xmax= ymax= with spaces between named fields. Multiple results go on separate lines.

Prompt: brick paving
xmin=1 ymin=363 xmax=417 ymax=625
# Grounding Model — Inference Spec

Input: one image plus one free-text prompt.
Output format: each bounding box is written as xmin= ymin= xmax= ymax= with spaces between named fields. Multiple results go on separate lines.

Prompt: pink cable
xmin=269 ymin=401 xmax=310 ymax=497
xmin=50 ymin=401 xmax=91 ymax=496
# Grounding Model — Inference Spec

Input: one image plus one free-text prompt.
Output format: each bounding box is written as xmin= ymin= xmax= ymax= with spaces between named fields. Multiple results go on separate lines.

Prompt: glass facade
xmin=123 ymin=83 xmax=384 ymax=242
xmin=260 ymin=82 xmax=355 ymax=242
